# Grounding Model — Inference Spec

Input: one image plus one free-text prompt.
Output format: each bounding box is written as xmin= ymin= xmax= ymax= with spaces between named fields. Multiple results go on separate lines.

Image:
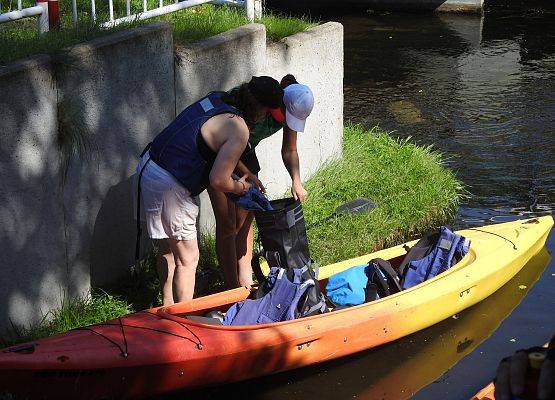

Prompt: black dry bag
xmin=252 ymin=198 xmax=327 ymax=318
xmin=253 ymin=198 xmax=311 ymax=273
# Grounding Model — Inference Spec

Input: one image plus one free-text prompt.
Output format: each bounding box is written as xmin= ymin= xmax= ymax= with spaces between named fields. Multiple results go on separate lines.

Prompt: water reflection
xmin=334 ymin=3 xmax=555 ymax=397
xmin=341 ymin=2 xmax=555 ymax=214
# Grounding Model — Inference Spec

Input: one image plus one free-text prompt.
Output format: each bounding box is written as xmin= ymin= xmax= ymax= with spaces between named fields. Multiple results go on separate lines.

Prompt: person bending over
xmin=136 ymin=76 xmax=283 ymax=305
xmin=208 ymin=74 xmax=315 ymax=289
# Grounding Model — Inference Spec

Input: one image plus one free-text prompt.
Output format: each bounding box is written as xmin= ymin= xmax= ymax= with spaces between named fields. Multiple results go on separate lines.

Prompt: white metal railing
xmin=0 ymin=0 xmax=260 ymax=34
xmin=98 ymin=0 xmax=259 ymax=28
xmin=0 ymin=1 xmax=49 ymax=33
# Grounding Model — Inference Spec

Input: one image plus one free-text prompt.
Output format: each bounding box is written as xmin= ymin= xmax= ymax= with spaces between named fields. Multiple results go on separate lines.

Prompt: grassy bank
xmin=0 ymin=290 xmax=131 ymax=347
xmin=0 ymin=5 xmax=315 ymax=64
xmin=1 ymin=235 xmax=220 ymax=347
xmin=303 ymin=124 xmax=463 ymax=265
xmin=1 ymin=125 xmax=462 ymax=346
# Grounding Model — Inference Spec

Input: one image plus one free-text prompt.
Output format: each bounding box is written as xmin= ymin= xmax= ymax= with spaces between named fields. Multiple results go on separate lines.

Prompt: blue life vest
xmin=223 ymin=267 xmax=315 ymax=326
xmin=401 ymin=226 xmax=470 ymax=289
xmin=149 ymin=92 xmax=240 ymax=196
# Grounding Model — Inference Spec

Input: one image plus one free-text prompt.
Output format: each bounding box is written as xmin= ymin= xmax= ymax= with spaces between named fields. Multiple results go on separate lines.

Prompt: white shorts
xmin=136 ymin=151 xmax=199 ymax=241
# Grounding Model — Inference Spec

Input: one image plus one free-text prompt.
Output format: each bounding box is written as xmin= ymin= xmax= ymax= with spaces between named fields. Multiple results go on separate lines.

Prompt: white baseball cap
xmin=283 ymin=84 xmax=314 ymax=132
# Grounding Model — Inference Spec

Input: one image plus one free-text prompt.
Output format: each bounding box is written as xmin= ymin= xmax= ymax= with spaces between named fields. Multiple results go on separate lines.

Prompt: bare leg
xmin=235 ymin=208 xmax=254 ymax=287
xmin=156 ymin=239 xmax=175 ymax=306
xmin=168 ymin=237 xmax=199 ymax=302
xmin=208 ymin=186 xmax=240 ymax=288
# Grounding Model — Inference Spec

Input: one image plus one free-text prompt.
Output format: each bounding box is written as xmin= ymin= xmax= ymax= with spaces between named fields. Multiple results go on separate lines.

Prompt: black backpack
xmin=365 ymin=258 xmax=402 ymax=301
xmin=252 ymin=198 xmax=327 ymax=317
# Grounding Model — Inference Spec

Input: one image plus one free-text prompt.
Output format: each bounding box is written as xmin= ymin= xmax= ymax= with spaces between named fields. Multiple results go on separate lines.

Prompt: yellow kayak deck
xmin=258 ymin=216 xmax=553 ymax=339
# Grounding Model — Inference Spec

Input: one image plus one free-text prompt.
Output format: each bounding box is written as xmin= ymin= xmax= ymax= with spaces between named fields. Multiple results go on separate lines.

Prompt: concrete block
xmin=261 ymin=22 xmax=344 ymax=198
xmin=174 ymin=23 xmax=267 ymax=111
xmin=56 ymin=22 xmax=175 ymax=287
xmin=0 ymin=56 xmax=68 ymax=335
xmin=436 ymin=0 xmax=483 ymax=13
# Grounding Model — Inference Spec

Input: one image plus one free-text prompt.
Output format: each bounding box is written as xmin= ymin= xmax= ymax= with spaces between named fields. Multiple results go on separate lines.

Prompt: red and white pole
xmin=48 ymin=0 xmax=60 ymax=30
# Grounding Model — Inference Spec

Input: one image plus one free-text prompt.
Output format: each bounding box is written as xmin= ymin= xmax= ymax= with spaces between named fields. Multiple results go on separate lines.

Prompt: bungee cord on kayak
xmin=74 ymin=311 xmax=205 ymax=358
xmin=467 ymin=228 xmax=518 ymax=250
xmin=75 ymin=318 xmax=129 ymax=359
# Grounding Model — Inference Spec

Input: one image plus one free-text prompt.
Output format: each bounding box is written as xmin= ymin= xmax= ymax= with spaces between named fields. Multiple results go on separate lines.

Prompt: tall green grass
xmin=303 ymin=124 xmax=464 ymax=265
xmin=1 ymin=235 xmax=222 ymax=346
xmin=0 ymin=4 xmax=315 ymax=64
xmin=1 ymin=290 xmax=131 ymax=347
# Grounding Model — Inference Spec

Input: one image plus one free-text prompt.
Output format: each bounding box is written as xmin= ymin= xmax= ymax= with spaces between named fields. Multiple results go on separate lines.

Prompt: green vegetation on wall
xmin=0 ymin=4 xmax=315 ymax=64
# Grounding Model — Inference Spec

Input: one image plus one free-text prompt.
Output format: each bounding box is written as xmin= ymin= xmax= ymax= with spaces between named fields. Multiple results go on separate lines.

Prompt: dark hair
xmin=221 ymin=76 xmax=283 ymax=128
xmin=221 ymin=83 xmax=262 ymax=129
xmin=280 ymin=74 xmax=298 ymax=89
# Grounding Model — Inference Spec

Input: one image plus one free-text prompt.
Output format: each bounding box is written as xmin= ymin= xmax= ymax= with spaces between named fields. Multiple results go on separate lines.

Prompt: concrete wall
xmin=0 ymin=21 xmax=343 ymax=336
xmin=0 ymin=56 xmax=67 ymax=332
xmin=260 ymin=22 xmax=344 ymax=196
xmin=0 ymin=22 xmax=175 ymax=336
xmin=57 ymin=22 xmax=175 ymax=288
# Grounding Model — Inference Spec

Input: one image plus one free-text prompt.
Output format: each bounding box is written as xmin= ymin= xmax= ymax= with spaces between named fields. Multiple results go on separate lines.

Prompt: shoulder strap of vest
xmin=206 ymin=91 xmax=241 ymax=117
xmin=398 ymin=231 xmax=441 ymax=284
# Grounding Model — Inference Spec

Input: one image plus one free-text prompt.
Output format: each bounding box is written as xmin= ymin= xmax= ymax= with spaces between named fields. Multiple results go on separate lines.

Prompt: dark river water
xmin=165 ymin=1 xmax=555 ymax=399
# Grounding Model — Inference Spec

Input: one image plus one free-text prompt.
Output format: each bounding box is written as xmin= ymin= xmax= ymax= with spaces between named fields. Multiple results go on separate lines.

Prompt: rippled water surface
xmin=163 ymin=1 xmax=554 ymax=399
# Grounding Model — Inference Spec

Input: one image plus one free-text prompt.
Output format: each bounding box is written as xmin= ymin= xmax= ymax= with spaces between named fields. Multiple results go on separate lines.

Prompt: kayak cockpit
xmin=157 ymin=252 xmax=413 ymax=327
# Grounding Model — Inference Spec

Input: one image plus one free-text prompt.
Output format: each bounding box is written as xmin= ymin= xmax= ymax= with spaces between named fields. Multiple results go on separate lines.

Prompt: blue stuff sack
xmin=226 ymin=186 xmax=273 ymax=212
xmin=325 ymin=265 xmax=370 ymax=307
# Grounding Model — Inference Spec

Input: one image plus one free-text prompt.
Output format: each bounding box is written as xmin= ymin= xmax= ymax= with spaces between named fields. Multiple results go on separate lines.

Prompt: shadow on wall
xmin=90 ymin=176 xmax=148 ymax=287
xmin=0 ymin=22 xmax=176 ymax=337
xmin=0 ymin=21 xmax=273 ymax=336
xmin=0 ymin=55 xmax=69 ymax=338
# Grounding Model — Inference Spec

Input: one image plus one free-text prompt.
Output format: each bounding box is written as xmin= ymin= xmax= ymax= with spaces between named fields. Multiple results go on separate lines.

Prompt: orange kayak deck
xmin=0 ymin=217 xmax=552 ymax=400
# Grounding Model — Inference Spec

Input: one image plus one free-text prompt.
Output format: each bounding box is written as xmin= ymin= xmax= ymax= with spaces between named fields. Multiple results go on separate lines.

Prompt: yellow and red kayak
xmin=0 ymin=217 xmax=552 ymax=400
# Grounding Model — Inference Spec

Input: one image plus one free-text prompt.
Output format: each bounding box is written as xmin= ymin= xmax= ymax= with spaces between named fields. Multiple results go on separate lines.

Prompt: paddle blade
xmin=335 ymin=198 xmax=377 ymax=216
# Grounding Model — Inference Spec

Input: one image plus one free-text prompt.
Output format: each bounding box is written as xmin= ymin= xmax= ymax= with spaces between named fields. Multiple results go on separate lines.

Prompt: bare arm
xmin=281 ymin=126 xmax=307 ymax=200
xmin=235 ymin=159 xmax=266 ymax=193
xmin=209 ymin=118 xmax=251 ymax=195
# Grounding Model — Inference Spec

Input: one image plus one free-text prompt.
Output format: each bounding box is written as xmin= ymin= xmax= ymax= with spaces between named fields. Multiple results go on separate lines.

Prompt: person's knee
xmin=173 ymin=240 xmax=200 ymax=269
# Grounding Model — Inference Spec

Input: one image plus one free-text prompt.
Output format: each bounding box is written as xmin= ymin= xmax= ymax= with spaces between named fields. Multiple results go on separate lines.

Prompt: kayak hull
xmin=1 ymin=217 xmax=552 ymax=399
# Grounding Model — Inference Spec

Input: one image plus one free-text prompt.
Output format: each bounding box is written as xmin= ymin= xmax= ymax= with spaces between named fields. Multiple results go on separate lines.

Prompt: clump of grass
xmin=260 ymin=13 xmax=316 ymax=41
xmin=162 ymin=5 xmax=250 ymax=44
xmin=303 ymin=124 xmax=464 ymax=265
xmin=106 ymin=250 xmax=162 ymax=311
xmin=161 ymin=5 xmax=315 ymax=44
xmin=2 ymin=290 xmax=131 ymax=347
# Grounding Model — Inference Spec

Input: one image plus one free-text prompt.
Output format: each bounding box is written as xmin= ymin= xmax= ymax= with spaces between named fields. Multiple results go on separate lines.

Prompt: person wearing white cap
xmin=207 ymin=74 xmax=315 ymax=289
